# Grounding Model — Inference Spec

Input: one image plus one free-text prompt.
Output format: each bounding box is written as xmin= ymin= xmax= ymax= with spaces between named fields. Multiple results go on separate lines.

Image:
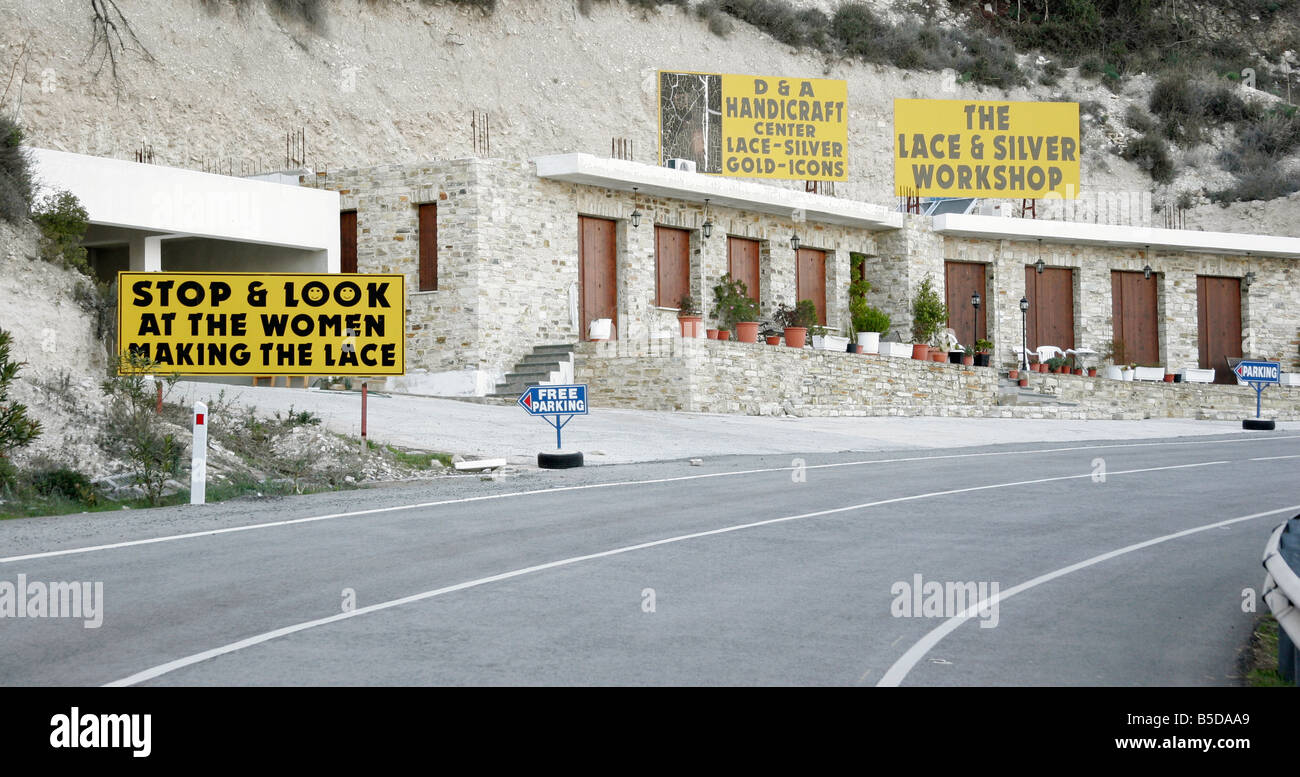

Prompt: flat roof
xmin=933 ymin=213 xmax=1300 ymax=259
xmin=534 ymin=153 xmax=903 ymax=231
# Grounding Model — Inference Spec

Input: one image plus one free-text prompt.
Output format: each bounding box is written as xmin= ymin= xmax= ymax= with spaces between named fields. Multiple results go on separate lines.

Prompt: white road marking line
xmin=4 ymin=435 xmax=1293 ymax=566
xmin=104 ymin=460 xmax=1227 ymax=687
xmin=1249 ymin=454 xmax=1300 ymax=461
xmin=875 ymin=503 xmax=1300 ymax=687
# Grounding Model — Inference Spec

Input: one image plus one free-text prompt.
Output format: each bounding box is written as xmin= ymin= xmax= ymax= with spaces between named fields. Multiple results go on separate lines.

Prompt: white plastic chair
xmin=1035 ymin=345 xmax=1064 ymax=364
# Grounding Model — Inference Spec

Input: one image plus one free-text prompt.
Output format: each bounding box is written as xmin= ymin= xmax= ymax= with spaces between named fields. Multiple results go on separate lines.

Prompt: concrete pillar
xmin=128 ymin=234 xmax=162 ymax=271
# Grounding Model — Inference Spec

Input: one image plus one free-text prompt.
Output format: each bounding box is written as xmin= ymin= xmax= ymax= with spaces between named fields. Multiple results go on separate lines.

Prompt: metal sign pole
xmin=1255 ymin=382 xmax=1264 ymax=419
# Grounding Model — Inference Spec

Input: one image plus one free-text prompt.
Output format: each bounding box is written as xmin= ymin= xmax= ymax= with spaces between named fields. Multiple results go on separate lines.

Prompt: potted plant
xmin=1046 ymin=356 xmax=1067 ymax=374
xmin=676 ymin=293 xmax=703 ymax=338
xmin=848 ymin=270 xmax=889 ymax=354
xmin=911 ymin=276 xmax=948 ymax=361
xmin=1008 ymin=368 xmax=1019 ymax=380
xmin=711 ymin=274 xmax=760 ymax=343
xmin=974 ymin=338 xmax=993 ymax=367
xmin=762 ymin=327 xmax=782 ymax=346
xmin=960 ymin=345 xmax=975 ymax=366
xmin=775 ymin=300 xmax=817 ymax=348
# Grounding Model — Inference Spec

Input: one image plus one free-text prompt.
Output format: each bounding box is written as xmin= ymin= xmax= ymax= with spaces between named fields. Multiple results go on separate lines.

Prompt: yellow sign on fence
xmin=893 ymin=99 xmax=1080 ymax=198
xmin=659 ymin=70 xmax=848 ymax=181
xmin=117 ymin=272 xmax=405 ymax=376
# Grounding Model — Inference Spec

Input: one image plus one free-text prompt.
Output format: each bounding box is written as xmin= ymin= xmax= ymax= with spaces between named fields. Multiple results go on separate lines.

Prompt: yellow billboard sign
xmin=893 ymin=99 xmax=1079 ymax=198
xmin=659 ymin=70 xmax=848 ymax=181
xmin=117 ymin=272 xmax=405 ymax=375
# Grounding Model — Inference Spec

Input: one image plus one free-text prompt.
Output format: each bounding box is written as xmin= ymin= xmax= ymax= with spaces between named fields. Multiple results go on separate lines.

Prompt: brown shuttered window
xmin=418 ymin=203 xmax=437 ymax=291
xmin=654 ymin=226 xmax=691 ymax=308
xmin=340 ymin=211 xmax=357 ymax=274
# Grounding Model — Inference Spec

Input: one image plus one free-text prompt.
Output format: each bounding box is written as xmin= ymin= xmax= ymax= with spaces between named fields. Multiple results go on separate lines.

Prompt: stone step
xmin=531 ymin=343 xmax=578 ymax=355
xmin=520 ymin=353 xmax=568 ymax=366
xmin=499 ymin=369 xmax=556 ymax=384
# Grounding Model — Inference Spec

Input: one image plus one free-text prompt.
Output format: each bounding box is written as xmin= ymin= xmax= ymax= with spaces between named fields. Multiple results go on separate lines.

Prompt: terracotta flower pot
xmin=1073 ymin=368 xmax=1083 ymax=375
xmin=931 ymin=351 xmax=946 ymax=363
xmin=783 ymin=327 xmax=807 ymax=348
xmin=1163 ymin=374 xmax=1175 ymax=382
xmin=912 ymin=344 xmax=931 ymax=361
xmin=1008 ymin=369 xmax=1019 ymax=380
xmin=735 ymin=321 xmax=760 ymax=344
xmin=678 ymin=315 xmax=703 ymax=338
xmin=717 ymin=330 xmax=731 ymax=342
xmin=1087 ymin=368 xmax=1097 ymax=377
xmin=850 ymin=344 xmax=863 ymax=354
xmin=1018 ymin=378 xmax=1029 ymax=387
xmin=706 ymin=329 xmax=718 ymax=340
xmin=765 ymin=335 xmax=781 ymax=345
xmin=962 ymin=355 xmax=974 ymax=366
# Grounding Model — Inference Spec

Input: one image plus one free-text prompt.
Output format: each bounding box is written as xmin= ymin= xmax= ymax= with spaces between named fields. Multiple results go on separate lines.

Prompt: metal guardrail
xmin=1262 ymin=514 xmax=1300 ymax=685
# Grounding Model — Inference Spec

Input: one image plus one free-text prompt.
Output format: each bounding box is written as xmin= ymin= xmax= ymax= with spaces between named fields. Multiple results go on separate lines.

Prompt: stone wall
xmin=575 ymin=339 xmax=998 ymax=416
xmin=1025 ymin=371 xmax=1300 ymax=421
xmin=576 ymin=338 xmax=1300 ymax=419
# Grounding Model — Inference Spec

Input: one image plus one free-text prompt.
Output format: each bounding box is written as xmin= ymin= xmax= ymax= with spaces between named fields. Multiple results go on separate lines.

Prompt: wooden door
xmin=944 ymin=261 xmax=987 ymax=347
xmin=1197 ymin=276 xmax=1242 ymax=384
xmin=1025 ymin=266 xmax=1076 ymax=352
xmin=340 ymin=211 xmax=357 ymax=274
xmin=796 ymin=248 xmax=827 ymax=326
xmin=727 ymin=237 xmax=760 ymax=303
xmin=1111 ymin=270 xmax=1159 ymax=365
xmin=654 ymin=226 xmax=691 ymax=308
xmin=579 ymin=216 xmax=618 ymax=340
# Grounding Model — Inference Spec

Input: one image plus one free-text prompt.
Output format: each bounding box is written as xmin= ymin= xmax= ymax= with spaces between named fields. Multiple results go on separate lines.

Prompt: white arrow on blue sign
xmin=1234 ymin=361 xmax=1280 ymax=384
xmin=518 ymin=384 xmax=589 ymax=450
xmin=517 ymin=384 xmax=589 ymax=415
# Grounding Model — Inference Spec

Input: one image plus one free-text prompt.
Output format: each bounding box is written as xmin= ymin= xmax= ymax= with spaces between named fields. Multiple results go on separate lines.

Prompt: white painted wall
xmin=30 ymin=148 xmax=340 ymax=270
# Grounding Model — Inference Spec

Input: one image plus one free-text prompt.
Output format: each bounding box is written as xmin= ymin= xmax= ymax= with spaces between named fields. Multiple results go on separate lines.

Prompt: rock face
xmin=0 ymin=218 xmax=112 ymax=473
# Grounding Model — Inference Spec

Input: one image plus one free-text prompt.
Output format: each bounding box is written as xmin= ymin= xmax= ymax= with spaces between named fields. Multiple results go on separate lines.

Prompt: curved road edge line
xmin=875 ymin=503 xmax=1300 ymax=687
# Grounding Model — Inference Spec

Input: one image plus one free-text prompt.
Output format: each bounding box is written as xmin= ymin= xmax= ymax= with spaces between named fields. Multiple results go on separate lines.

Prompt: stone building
xmin=309 ymin=153 xmax=1300 ymax=413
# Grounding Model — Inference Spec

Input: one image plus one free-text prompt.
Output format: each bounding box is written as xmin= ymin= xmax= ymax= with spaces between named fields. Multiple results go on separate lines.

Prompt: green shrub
xmin=1122 ymin=133 xmax=1175 ymax=183
xmin=28 ymin=467 xmax=97 ymax=506
xmin=1124 ymin=105 xmax=1155 ymax=133
xmin=910 ymin=276 xmax=948 ymax=346
xmin=99 ymin=353 xmax=182 ymax=506
xmin=31 ymin=190 xmax=90 ymax=275
xmin=0 ymin=115 xmax=32 ymax=225
xmin=0 ymin=328 xmax=42 ymax=460
xmin=710 ymin=273 xmax=759 ymax=331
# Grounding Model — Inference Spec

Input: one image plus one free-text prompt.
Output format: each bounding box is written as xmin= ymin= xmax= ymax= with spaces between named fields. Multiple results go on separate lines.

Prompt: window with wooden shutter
xmin=340 ymin=211 xmax=357 ymax=274
xmin=654 ymin=226 xmax=691 ymax=308
xmin=418 ymin=203 xmax=437 ymax=291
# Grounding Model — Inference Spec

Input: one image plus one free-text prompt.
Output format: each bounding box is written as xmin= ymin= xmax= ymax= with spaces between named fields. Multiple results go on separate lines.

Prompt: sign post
xmin=1234 ymin=360 xmax=1280 ymax=430
xmin=191 ymin=401 xmax=208 ymax=505
xmin=518 ymin=384 xmax=589 ymax=468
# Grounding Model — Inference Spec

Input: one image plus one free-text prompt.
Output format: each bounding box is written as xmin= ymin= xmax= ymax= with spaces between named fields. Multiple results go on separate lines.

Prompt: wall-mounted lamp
xmin=1243 ymin=271 xmax=1256 ymax=289
xmin=971 ymin=291 xmax=982 ymax=309
xmin=630 ymin=187 xmax=642 ymax=228
xmin=1034 ymin=238 xmax=1044 ymax=274
xmin=701 ymin=198 xmax=713 ymax=239
xmin=1143 ymin=245 xmax=1152 ymax=279
xmin=790 ymin=233 xmax=801 ymax=252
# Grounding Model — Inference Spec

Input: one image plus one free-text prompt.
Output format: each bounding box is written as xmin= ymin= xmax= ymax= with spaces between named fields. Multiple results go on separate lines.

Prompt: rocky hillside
xmin=1 ymin=0 xmax=1298 ymax=232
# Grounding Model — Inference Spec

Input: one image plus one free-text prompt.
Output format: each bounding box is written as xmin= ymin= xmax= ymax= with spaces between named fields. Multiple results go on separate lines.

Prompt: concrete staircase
xmin=490 ymin=343 xmax=578 ymax=398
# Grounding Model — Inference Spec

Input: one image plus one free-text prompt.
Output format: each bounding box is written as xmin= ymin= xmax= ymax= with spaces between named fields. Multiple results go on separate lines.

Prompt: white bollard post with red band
xmin=191 ymin=401 xmax=208 ymax=505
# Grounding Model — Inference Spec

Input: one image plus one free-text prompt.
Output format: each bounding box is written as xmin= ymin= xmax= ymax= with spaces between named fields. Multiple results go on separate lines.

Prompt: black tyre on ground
xmin=538 ymin=450 xmax=584 ymax=469
xmin=1243 ymin=419 xmax=1276 ymax=431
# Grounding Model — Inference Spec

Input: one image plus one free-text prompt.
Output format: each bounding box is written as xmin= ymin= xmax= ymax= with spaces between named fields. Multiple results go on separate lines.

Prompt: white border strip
xmin=105 ymin=460 xmax=1225 ymax=686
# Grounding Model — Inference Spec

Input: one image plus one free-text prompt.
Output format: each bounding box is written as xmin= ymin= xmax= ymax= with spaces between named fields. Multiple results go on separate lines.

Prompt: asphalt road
xmin=1 ymin=431 xmax=1297 ymax=686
